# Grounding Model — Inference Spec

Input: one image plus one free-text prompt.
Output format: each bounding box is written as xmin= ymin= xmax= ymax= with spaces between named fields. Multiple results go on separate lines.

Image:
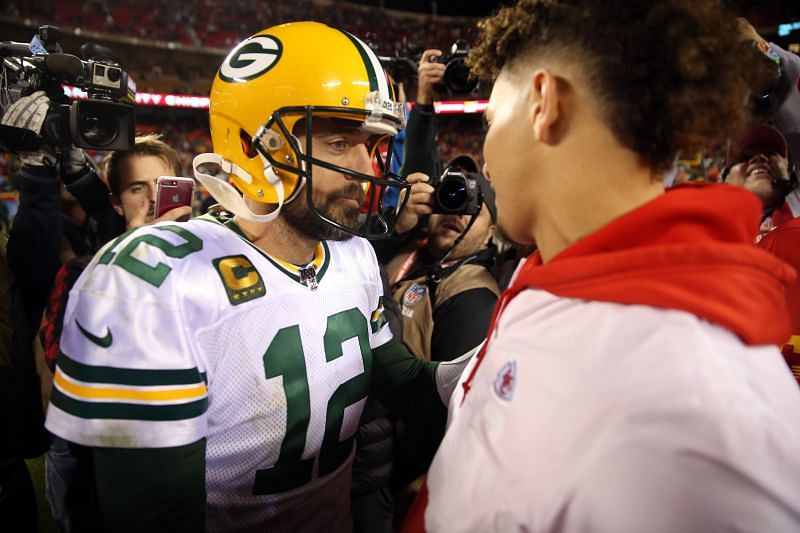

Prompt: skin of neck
xmin=533 ymin=126 xmax=663 ymax=263
xmin=512 ymin=61 xmax=664 ymax=263
xmin=234 ymin=197 xmax=318 ymax=265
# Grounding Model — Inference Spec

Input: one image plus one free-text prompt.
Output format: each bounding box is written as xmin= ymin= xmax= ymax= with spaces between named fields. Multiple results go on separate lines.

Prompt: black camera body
xmin=0 ymin=25 xmax=135 ymax=152
xmin=431 ymin=167 xmax=482 ymax=216
xmin=433 ymin=40 xmax=478 ymax=95
xmin=374 ymin=38 xmax=478 ymax=96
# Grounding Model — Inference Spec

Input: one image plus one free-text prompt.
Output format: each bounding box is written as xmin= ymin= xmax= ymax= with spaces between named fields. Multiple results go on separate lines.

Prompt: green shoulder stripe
xmin=58 ymin=352 xmax=204 ymax=387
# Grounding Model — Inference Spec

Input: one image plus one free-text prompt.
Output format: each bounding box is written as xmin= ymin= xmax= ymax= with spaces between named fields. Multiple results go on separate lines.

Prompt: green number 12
xmin=252 ymin=307 xmax=372 ymax=495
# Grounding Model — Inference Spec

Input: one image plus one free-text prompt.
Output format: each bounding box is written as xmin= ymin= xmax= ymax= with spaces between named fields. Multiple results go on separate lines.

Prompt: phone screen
xmin=154 ymin=176 xmax=195 ymax=221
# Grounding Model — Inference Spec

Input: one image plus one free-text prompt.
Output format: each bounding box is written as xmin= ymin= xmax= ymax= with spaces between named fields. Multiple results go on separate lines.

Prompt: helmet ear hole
xmin=239 ymin=129 xmax=259 ymax=159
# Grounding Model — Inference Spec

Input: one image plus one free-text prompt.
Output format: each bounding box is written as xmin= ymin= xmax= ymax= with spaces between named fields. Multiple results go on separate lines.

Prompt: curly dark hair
xmin=468 ymin=0 xmax=755 ymax=171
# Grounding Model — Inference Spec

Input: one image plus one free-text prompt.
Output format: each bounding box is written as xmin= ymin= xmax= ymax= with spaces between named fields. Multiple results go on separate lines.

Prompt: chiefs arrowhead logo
xmin=219 ymin=35 xmax=283 ymax=83
xmin=493 ymin=360 xmax=517 ymax=402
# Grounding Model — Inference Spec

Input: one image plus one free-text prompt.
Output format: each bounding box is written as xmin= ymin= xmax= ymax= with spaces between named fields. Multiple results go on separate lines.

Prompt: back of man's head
xmin=467 ymin=0 xmax=754 ymax=173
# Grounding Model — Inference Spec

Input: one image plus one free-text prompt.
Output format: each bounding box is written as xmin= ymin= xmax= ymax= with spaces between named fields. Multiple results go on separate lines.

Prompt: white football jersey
xmin=45 ymin=215 xmax=393 ymax=532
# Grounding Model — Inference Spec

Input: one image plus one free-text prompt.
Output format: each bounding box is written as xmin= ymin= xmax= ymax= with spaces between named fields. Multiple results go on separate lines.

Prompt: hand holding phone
xmin=154 ymin=176 xmax=195 ymax=222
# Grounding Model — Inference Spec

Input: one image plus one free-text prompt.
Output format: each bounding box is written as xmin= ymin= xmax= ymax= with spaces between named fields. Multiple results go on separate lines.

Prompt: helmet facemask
xmin=252 ymin=101 xmax=410 ymax=240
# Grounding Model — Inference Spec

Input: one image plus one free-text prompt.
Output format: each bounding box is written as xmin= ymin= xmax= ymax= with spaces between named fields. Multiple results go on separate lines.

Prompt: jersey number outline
xmin=252 ymin=307 xmax=372 ymax=495
xmin=98 ymin=225 xmax=203 ymax=287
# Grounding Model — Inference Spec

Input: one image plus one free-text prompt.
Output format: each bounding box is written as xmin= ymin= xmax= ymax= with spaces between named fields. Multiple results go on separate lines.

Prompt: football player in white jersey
xmin=44 ymin=21 xmax=457 ymax=533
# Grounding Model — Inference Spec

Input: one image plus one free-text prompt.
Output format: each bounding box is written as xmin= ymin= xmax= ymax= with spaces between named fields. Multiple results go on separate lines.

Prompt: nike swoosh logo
xmin=76 ymin=320 xmax=113 ymax=348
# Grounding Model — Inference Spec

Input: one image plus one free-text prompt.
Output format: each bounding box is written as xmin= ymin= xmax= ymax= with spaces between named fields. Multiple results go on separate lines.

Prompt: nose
xmin=147 ymin=183 xmax=157 ymax=204
xmin=483 ymin=163 xmax=492 ymax=181
xmin=347 ymin=143 xmax=374 ymax=178
xmin=748 ymin=153 xmax=770 ymax=165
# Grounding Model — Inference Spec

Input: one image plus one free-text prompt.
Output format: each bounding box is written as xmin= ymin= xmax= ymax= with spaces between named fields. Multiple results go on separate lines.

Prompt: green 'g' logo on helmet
xmin=219 ymin=35 xmax=283 ymax=83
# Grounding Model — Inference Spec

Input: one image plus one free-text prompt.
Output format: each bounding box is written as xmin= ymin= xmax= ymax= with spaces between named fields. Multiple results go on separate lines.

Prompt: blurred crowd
xmin=10 ymin=0 xmax=479 ymax=94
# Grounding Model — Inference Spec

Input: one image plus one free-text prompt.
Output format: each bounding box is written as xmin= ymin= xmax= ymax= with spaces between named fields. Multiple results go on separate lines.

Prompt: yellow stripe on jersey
xmin=269 ymin=242 xmax=326 ymax=274
xmin=54 ymin=369 xmax=207 ymax=403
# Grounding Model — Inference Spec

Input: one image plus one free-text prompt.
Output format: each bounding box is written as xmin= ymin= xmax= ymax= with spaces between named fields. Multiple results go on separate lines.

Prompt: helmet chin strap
xmin=192 ymin=152 xmax=285 ymax=223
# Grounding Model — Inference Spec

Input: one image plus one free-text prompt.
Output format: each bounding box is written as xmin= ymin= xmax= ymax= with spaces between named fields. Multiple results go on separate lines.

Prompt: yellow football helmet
xmin=194 ymin=21 xmax=409 ymax=238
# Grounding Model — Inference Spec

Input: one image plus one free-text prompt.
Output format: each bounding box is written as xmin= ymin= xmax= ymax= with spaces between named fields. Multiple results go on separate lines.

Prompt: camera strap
xmin=391 ymin=247 xmax=420 ymax=285
xmin=437 ymin=209 xmax=480 ymax=264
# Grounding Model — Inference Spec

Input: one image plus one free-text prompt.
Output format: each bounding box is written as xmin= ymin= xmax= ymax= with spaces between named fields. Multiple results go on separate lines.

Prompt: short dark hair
xmin=103 ymin=134 xmax=183 ymax=196
xmin=468 ymin=0 xmax=754 ymax=171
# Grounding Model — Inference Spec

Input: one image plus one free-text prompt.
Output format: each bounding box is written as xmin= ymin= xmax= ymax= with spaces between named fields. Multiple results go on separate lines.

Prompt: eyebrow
xmin=124 ymin=180 xmax=153 ymax=189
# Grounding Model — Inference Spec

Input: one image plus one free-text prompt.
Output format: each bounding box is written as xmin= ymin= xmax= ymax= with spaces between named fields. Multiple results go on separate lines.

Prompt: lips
xmin=746 ymin=162 xmax=772 ymax=179
xmin=338 ymin=196 xmax=361 ymax=207
xmin=441 ymin=219 xmax=464 ymax=234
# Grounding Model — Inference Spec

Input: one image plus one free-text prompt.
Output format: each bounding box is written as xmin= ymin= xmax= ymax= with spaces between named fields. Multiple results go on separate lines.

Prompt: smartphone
xmin=154 ymin=176 xmax=195 ymax=221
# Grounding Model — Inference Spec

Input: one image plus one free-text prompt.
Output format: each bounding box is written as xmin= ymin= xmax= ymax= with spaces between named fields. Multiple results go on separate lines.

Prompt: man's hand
xmin=395 ymin=172 xmax=434 ymax=234
xmin=417 ymin=49 xmax=445 ymax=106
xmin=127 ymin=206 xmax=192 ymax=229
xmin=61 ymin=145 xmax=90 ymax=177
xmin=0 ymin=91 xmax=57 ymax=166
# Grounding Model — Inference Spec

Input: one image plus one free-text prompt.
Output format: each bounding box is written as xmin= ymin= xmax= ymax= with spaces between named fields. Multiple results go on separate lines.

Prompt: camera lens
xmin=79 ymin=111 xmax=117 ymax=147
xmin=107 ymin=67 xmax=121 ymax=82
xmin=444 ymin=58 xmax=477 ymax=94
xmin=437 ymin=177 xmax=468 ymax=211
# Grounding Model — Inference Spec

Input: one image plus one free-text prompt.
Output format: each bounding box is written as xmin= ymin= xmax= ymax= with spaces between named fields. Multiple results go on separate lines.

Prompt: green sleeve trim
xmin=371 ymin=339 xmax=444 ymax=422
xmin=58 ymin=352 xmax=205 ymax=387
xmin=93 ymin=439 xmax=206 ymax=533
xmin=51 ymin=387 xmax=207 ymax=422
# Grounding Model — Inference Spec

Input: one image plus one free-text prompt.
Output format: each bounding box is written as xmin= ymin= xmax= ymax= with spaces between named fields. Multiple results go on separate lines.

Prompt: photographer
xmin=401 ymin=49 xmax=446 ymax=180
xmin=386 ymin=163 xmax=498 ymax=511
xmin=1 ymin=89 xmax=118 ymax=533
xmin=37 ymin=134 xmax=188 ymax=533
xmin=371 ymin=49 xmax=451 ymax=265
xmin=4 ymin=90 xmax=124 ymax=325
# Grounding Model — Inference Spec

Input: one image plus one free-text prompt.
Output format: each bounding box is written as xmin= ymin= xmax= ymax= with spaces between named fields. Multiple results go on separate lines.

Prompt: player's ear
xmin=528 ymin=68 xmax=562 ymax=145
xmin=484 ymin=225 xmax=496 ymax=247
xmin=110 ymin=193 xmax=124 ymax=217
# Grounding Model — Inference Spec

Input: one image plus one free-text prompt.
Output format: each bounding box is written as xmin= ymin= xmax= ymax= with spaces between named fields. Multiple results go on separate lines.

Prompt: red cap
xmin=732 ymin=123 xmax=788 ymax=163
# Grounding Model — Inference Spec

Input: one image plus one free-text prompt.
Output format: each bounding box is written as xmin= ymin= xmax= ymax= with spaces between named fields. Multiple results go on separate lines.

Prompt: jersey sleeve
xmin=45 ymin=224 xmax=208 ymax=449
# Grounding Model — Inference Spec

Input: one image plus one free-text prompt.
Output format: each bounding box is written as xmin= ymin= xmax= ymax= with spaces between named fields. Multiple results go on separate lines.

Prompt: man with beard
xmin=44 ymin=22 xmax=456 ymax=533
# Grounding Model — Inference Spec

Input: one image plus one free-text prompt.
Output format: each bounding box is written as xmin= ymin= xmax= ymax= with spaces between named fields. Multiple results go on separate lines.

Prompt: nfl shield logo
xmin=402 ymin=283 xmax=427 ymax=308
xmin=493 ymin=360 xmax=517 ymax=401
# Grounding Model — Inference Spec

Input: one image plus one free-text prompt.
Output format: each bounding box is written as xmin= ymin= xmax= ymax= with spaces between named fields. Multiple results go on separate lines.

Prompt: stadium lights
xmin=778 ymin=21 xmax=800 ymax=37
xmin=63 ymin=85 xmax=488 ymax=114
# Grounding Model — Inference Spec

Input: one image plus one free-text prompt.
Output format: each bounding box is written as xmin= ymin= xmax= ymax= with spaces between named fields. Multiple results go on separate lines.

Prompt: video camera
xmin=0 ymin=25 xmax=135 ymax=152
xmin=431 ymin=166 xmax=482 ymax=216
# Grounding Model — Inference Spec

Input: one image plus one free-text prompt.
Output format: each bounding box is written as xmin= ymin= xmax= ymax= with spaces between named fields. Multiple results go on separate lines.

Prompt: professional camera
xmin=0 ymin=25 xmax=135 ymax=152
xmin=373 ymin=38 xmax=478 ymax=96
xmin=431 ymin=166 xmax=482 ymax=216
xmin=433 ymin=40 xmax=478 ymax=95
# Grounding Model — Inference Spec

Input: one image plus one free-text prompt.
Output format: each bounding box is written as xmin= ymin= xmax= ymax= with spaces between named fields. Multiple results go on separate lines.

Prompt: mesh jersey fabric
xmin=45 ymin=215 xmax=393 ymax=532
